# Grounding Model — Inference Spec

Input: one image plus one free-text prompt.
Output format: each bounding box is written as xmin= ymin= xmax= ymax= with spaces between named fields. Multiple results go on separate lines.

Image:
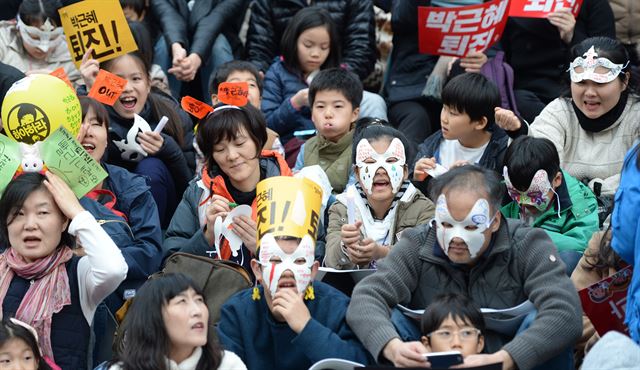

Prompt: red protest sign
xmin=218 ymin=82 xmax=249 ymax=107
xmin=579 ymin=265 xmax=632 ymax=336
xmin=508 ymin=0 xmax=583 ymax=18
xmin=181 ymin=96 xmax=213 ymax=119
xmin=88 ymin=69 xmax=127 ymax=106
xmin=418 ymin=0 xmax=509 ymax=57
xmin=50 ymin=67 xmax=74 ymax=89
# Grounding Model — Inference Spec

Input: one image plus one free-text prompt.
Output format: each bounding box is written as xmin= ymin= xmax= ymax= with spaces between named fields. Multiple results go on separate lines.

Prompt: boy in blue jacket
xmin=217 ymin=177 xmax=371 ymax=370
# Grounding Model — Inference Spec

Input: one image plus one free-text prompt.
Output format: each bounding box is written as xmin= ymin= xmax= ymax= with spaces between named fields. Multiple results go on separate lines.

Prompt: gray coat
xmin=346 ymin=219 xmax=582 ymax=370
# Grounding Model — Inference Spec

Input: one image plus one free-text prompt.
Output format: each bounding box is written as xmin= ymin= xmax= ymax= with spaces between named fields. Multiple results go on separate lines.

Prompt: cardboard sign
xmin=218 ymin=82 xmax=249 ymax=107
xmin=418 ymin=0 xmax=509 ymax=57
xmin=579 ymin=265 xmax=632 ymax=336
xmin=255 ymin=176 xmax=322 ymax=247
xmin=40 ymin=127 xmax=108 ymax=198
xmin=0 ymin=135 xmax=22 ymax=195
xmin=180 ymin=96 xmax=213 ymax=119
xmin=508 ymin=0 xmax=583 ymax=18
xmin=49 ymin=67 xmax=74 ymax=89
xmin=58 ymin=0 xmax=138 ymax=68
xmin=88 ymin=69 xmax=127 ymax=106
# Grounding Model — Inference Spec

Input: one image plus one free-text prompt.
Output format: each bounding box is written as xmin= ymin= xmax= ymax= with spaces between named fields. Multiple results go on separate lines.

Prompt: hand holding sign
xmin=218 ymin=82 xmax=249 ymax=106
xmin=88 ymin=69 xmax=127 ymax=106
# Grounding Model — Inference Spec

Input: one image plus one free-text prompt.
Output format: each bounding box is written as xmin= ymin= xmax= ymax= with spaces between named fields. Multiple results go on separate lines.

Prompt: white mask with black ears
xmin=434 ymin=194 xmax=494 ymax=259
xmin=17 ymin=16 xmax=64 ymax=53
xmin=258 ymin=233 xmax=315 ymax=296
xmin=355 ymin=138 xmax=406 ymax=194
xmin=569 ymin=46 xmax=628 ymax=84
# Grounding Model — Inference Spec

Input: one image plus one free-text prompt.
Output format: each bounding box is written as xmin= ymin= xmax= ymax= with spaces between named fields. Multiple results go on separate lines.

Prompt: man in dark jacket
xmin=151 ymin=0 xmax=249 ymax=97
xmin=347 ymin=165 xmax=582 ymax=370
xmin=247 ymin=0 xmax=376 ymax=80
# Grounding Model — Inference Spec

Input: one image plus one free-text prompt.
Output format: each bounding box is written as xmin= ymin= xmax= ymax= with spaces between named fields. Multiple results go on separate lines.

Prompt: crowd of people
xmin=0 ymin=0 xmax=640 ymax=369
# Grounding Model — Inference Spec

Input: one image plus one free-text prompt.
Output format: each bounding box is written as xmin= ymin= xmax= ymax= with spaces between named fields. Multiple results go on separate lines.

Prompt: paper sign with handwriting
xmin=40 ymin=127 xmax=107 ymax=198
xmin=418 ymin=0 xmax=509 ymax=57
xmin=58 ymin=0 xmax=138 ymax=68
xmin=181 ymin=96 xmax=213 ymax=119
xmin=0 ymin=135 xmax=22 ymax=194
xmin=218 ymin=82 xmax=249 ymax=106
xmin=49 ymin=67 xmax=74 ymax=89
xmin=508 ymin=0 xmax=583 ymax=18
xmin=88 ymin=69 xmax=127 ymax=106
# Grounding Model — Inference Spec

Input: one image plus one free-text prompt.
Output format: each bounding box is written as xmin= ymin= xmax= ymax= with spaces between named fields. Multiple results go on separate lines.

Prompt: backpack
xmin=481 ymin=51 xmax=520 ymax=116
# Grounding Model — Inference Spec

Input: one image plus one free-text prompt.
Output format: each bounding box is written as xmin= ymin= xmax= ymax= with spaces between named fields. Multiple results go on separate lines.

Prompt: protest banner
xmin=418 ymin=0 xmax=509 ymax=57
xmin=88 ymin=69 xmax=128 ymax=106
xmin=255 ymin=177 xmax=322 ymax=247
xmin=579 ymin=265 xmax=632 ymax=336
xmin=0 ymin=135 xmax=22 ymax=195
xmin=508 ymin=0 xmax=583 ymax=18
xmin=58 ymin=0 xmax=138 ymax=68
xmin=218 ymin=82 xmax=249 ymax=107
xmin=1 ymin=74 xmax=81 ymax=144
xmin=180 ymin=96 xmax=214 ymax=119
xmin=40 ymin=127 xmax=108 ymax=198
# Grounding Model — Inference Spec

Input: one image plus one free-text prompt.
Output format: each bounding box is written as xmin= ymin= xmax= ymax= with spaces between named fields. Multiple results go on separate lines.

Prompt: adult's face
xmin=571 ymin=76 xmax=627 ymax=120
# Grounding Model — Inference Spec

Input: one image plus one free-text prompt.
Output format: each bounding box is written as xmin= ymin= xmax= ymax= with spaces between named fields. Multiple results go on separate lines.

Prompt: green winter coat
xmin=501 ymin=170 xmax=598 ymax=253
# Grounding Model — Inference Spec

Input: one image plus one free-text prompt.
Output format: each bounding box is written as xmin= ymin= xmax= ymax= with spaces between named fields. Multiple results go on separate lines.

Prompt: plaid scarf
xmin=0 ymin=247 xmax=73 ymax=360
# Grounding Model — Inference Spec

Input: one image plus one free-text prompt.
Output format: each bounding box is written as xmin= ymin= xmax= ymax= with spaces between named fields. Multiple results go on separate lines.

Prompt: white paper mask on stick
xmin=113 ymin=114 xmax=150 ymax=162
xmin=435 ymin=194 xmax=494 ymax=259
xmin=569 ymin=46 xmax=628 ymax=84
xmin=213 ymin=204 xmax=252 ymax=258
xmin=355 ymin=138 xmax=406 ymax=194
xmin=258 ymin=233 xmax=315 ymax=295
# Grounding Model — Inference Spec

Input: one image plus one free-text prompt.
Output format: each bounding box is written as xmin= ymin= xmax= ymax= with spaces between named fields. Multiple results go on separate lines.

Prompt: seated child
xmin=294 ymin=68 xmax=362 ymax=194
xmin=209 ymin=60 xmax=283 ymax=156
xmin=217 ymin=176 xmax=372 ymax=370
xmin=421 ymin=294 xmax=485 ymax=358
xmin=502 ymin=136 xmax=599 ymax=274
xmin=0 ymin=318 xmax=60 ymax=370
xmin=324 ymin=122 xmax=435 ymax=269
xmin=412 ymin=73 xmax=507 ymax=196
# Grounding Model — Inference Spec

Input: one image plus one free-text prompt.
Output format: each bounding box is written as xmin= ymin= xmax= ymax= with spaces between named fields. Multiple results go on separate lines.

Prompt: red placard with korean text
xmin=579 ymin=265 xmax=632 ymax=336
xmin=508 ymin=0 xmax=583 ymax=18
xmin=418 ymin=0 xmax=509 ymax=57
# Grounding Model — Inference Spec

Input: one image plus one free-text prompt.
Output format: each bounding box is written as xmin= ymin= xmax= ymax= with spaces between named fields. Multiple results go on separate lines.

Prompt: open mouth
xmin=82 ymin=143 xmax=95 ymax=153
xmin=277 ymin=280 xmax=297 ymax=290
xmin=372 ymin=179 xmax=390 ymax=189
xmin=120 ymin=96 xmax=137 ymax=110
xmin=191 ymin=322 xmax=205 ymax=331
xmin=23 ymin=236 xmax=41 ymax=247
xmin=584 ymin=101 xmax=600 ymax=110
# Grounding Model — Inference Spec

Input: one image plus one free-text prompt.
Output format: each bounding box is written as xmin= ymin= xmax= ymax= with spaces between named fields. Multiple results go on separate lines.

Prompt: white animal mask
xmin=434 ymin=194 xmax=494 ymax=259
xmin=113 ymin=114 xmax=150 ymax=162
xmin=355 ymin=138 xmax=406 ymax=194
xmin=258 ymin=233 xmax=314 ymax=296
xmin=17 ymin=16 xmax=63 ymax=53
xmin=569 ymin=46 xmax=628 ymax=84
xmin=19 ymin=142 xmax=44 ymax=172
xmin=213 ymin=205 xmax=252 ymax=258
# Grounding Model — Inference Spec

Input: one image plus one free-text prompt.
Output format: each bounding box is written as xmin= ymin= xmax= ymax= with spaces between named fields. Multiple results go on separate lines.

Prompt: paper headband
xmin=569 ymin=46 xmax=628 ymax=84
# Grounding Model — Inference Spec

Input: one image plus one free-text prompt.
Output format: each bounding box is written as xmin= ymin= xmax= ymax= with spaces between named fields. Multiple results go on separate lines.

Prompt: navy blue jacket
xmin=80 ymin=163 xmax=162 ymax=309
xmin=218 ymin=282 xmax=373 ymax=370
xmin=261 ymin=58 xmax=314 ymax=143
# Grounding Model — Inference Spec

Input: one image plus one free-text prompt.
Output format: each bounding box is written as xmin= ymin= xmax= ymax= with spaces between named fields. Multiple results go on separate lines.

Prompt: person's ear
xmin=211 ymin=94 xmax=220 ymax=105
xmin=61 ymin=218 xmax=70 ymax=233
xmin=490 ymin=211 xmax=501 ymax=233
xmin=476 ymin=334 xmax=485 ymax=353
xmin=250 ymin=259 xmax=263 ymax=284
xmin=139 ymin=9 xmax=146 ymax=21
xmin=309 ymin=260 xmax=320 ymax=280
xmin=623 ymin=72 xmax=631 ymax=91
xmin=474 ymin=116 xmax=488 ymax=131
xmin=421 ymin=335 xmax=431 ymax=351
xmin=552 ymin=171 xmax=563 ymax=189
xmin=403 ymin=165 xmax=409 ymax=181
xmin=350 ymin=106 xmax=360 ymax=124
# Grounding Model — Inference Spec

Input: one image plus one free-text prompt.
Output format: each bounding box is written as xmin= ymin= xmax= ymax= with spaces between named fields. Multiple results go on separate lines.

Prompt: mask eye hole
xmin=441 ymin=221 xmax=453 ymax=229
xmin=386 ymin=157 xmax=398 ymax=163
xmin=269 ymin=256 xmax=282 ymax=264
xmin=464 ymin=225 xmax=479 ymax=231
xmin=363 ymin=158 xmax=376 ymax=164
xmin=294 ymin=257 xmax=307 ymax=265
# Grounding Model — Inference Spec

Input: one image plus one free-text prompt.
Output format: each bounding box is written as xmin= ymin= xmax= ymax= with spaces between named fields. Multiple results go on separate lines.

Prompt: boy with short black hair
xmin=209 ymin=60 xmax=264 ymax=109
xmin=502 ymin=136 xmax=599 ymax=274
xmin=294 ymin=68 xmax=362 ymax=194
xmin=421 ymin=293 xmax=485 ymax=358
xmin=120 ymin=0 xmax=147 ymax=21
xmin=411 ymin=73 xmax=508 ymax=195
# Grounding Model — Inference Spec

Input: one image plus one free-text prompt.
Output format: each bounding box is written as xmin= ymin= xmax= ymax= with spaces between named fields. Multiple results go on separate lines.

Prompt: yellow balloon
xmin=1 ymin=74 xmax=81 ymax=144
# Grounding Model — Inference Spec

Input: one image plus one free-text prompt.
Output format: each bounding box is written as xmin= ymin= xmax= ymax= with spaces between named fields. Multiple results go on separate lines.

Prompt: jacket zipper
xmin=96 ymin=219 xmax=134 ymax=239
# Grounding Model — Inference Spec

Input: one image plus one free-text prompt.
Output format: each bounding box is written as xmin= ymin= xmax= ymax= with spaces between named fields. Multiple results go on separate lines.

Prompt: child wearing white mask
xmin=325 ymin=120 xmax=435 ymax=270
xmin=0 ymin=0 xmax=81 ymax=87
xmin=501 ymin=136 xmax=599 ymax=275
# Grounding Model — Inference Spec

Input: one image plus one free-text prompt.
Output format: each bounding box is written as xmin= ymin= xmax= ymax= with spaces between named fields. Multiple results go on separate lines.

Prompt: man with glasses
xmin=346 ymin=165 xmax=582 ymax=370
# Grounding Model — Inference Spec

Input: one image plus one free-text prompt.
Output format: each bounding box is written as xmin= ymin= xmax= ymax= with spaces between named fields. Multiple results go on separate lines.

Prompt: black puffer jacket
xmin=150 ymin=0 xmax=249 ymax=64
xmin=247 ymin=0 xmax=376 ymax=80
xmin=383 ymin=0 xmax=438 ymax=104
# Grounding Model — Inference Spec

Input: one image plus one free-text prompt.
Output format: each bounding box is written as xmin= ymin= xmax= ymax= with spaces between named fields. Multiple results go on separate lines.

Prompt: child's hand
xmin=291 ymin=88 xmax=309 ymax=109
xmin=414 ymin=157 xmax=437 ymax=181
xmin=383 ymin=338 xmax=430 ymax=368
xmin=137 ymin=131 xmax=164 ymax=155
xmin=347 ymin=238 xmax=378 ymax=266
xmin=272 ymin=288 xmax=311 ymax=334
xmin=79 ymin=48 xmax=99 ymax=90
xmin=204 ymin=195 xmax=231 ymax=244
xmin=232 ymin=215 xmax=257 ymax=255
xmin=341 ymin=220 xmax=362 ymax=248
xmin=494 ymin=107 xmax=521 ymax=132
